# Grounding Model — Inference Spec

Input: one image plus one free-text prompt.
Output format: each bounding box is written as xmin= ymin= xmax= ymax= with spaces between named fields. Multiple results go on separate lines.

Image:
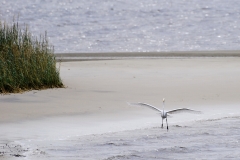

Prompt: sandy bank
xmin=1 ymin=57 xmax=240 ymax=123
xmin=1 ymin=57 xmax=240 ymax=158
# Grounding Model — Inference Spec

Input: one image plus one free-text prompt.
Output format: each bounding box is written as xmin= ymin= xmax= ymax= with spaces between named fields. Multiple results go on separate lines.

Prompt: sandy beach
xmin=1 ymin=55 xmax=240 ymax=159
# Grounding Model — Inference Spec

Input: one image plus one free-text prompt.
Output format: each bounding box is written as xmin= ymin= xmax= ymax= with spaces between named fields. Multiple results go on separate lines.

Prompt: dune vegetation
xmin=0 ymin=20 xmax=63 ymax=93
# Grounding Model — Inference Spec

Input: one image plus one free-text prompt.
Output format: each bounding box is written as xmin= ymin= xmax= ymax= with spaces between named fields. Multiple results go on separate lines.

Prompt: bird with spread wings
xmin=128 ymin=98 xmax=201 ymax=130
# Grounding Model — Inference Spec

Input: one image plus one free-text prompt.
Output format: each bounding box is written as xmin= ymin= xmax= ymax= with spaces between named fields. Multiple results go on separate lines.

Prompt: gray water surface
xmin=1 ymin=0 xmax=240 ymax=53
xmin=1 ymin=117 xmax=239 ymax=159
xmin=42 ymin=117 xmax=240 ymax=159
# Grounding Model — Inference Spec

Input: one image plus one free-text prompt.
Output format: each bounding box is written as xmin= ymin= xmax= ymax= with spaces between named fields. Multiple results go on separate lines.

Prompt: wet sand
xmin=0 ymin=56 xmax=240 ymax=159
xmin=55 ymin=50 xmax=240 ymax=61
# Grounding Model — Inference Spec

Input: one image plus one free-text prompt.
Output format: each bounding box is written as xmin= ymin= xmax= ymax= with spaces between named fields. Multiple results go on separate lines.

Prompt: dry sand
xmin=0 ymin=56 xmax=240 ymax=158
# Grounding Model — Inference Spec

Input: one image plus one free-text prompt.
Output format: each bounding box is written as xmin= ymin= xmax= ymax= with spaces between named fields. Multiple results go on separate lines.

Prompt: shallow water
xmin=1 ymin=116 xmax=240 ymax=159
xmin=1 ymin=0 xmax=240 ymax=53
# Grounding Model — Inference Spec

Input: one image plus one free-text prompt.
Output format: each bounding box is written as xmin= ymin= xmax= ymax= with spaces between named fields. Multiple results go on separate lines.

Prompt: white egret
xmin=128 ymin=98 xmax=201 ymax=130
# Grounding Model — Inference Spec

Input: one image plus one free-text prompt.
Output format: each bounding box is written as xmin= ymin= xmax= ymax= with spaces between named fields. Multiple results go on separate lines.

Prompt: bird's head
xmin=163 ymin=98 xmax=165 ymax=102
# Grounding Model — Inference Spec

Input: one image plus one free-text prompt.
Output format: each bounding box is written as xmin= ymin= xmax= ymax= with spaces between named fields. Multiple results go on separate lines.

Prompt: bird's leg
xmin=166 ymin=118 xmax=169 ymax=130
xmin=161 ymin=118 xmax=163 ymax=128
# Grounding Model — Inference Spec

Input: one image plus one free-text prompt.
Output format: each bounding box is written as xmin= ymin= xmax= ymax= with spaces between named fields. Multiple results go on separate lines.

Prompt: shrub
xmin=0 ymin=20 xmax=63 ymax=93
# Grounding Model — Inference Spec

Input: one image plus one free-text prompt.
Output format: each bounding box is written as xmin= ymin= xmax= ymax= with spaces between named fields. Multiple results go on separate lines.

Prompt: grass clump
xmin=0 ymin=20 xmax=63 ymax=93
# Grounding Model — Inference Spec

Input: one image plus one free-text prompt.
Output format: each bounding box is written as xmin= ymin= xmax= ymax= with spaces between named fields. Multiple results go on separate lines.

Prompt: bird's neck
xmin=163 ymin=101 xmax=165 ymax=111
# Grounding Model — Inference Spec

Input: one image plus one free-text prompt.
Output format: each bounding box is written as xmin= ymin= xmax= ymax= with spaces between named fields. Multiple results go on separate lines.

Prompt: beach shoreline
xmin=1 ymin=56 xmax=240 ymax=159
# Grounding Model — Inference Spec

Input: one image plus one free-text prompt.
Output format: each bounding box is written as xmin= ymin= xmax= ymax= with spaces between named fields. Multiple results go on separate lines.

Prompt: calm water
xmin=1 ymin=0 xmax=240 ymax=53
xmin=1 ymin=116 xmax=240 ymax=159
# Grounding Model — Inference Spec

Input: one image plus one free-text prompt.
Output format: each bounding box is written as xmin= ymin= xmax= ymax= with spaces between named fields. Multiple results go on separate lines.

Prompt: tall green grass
xmin=0 ymin=20 xmax=63 ymax=93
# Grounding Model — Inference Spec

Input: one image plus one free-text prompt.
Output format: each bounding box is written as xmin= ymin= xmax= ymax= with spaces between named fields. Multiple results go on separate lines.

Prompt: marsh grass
xmin=0 ymin=20 xmax=63 ymax=93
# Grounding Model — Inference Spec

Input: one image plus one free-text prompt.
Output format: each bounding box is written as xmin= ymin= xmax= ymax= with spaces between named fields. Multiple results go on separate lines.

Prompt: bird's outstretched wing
xmin=167 ymin=108 xmax=201 ymax=114
xmin=127 ymin=102 xmax=162 ymax=113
